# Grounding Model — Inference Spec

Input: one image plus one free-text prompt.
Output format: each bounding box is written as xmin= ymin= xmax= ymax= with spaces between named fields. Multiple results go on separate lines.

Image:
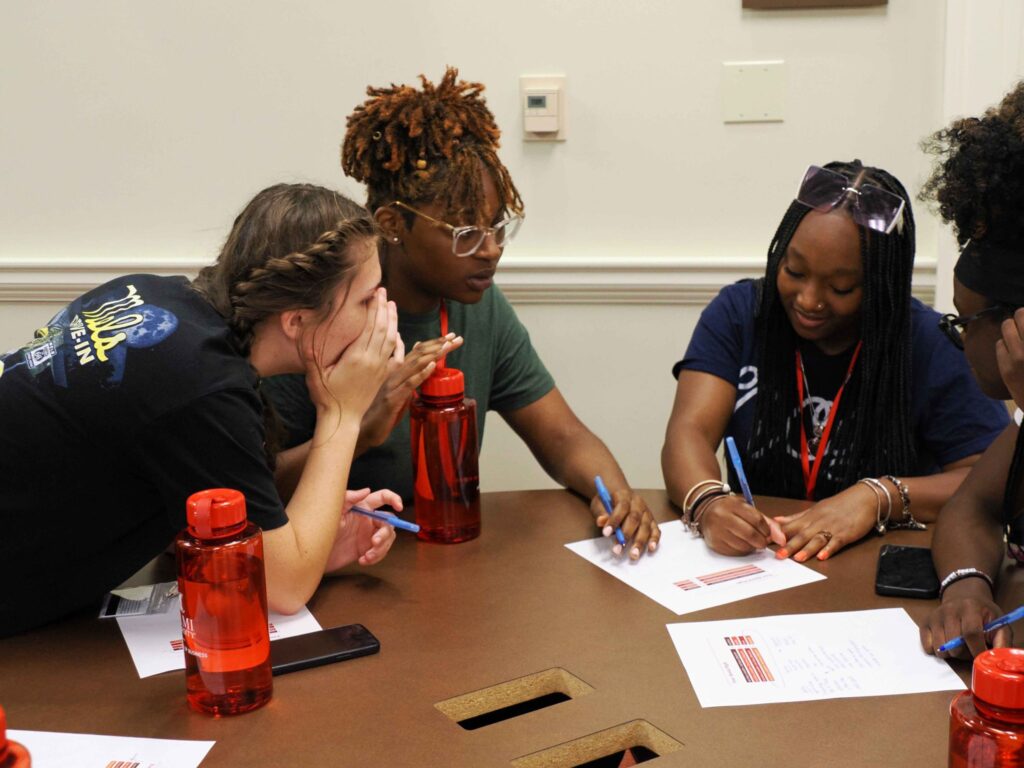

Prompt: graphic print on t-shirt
xmin=0 ymin=283 xmax=178 ymax=386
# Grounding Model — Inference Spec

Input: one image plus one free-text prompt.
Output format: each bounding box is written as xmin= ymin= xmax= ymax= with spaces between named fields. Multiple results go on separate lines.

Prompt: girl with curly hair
xmin=918 ymin=81 xmax=1024 ymax=658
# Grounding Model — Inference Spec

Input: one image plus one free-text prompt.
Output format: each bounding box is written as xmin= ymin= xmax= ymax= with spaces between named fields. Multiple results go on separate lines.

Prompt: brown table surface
xmin=2 ymin=489 xmax=1018 ymax=767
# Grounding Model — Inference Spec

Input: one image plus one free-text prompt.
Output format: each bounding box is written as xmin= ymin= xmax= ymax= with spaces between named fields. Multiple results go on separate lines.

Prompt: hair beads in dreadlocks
xmin=342 ymin=67 xmax=523 ymax=227
xmin=745 ymin=161 xmax=917 ymax=501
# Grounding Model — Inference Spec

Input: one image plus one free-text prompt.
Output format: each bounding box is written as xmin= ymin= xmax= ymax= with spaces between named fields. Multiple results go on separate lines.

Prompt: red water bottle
xmin=176 ymin=489 xmax=273 ymax=716
xmin=949 ymin=648 xmax=1024 ymax=766
xmin=0 ymin=706 xmax=30 ymax=767
xmin=410 ymin=367 xmax=480 ymax=543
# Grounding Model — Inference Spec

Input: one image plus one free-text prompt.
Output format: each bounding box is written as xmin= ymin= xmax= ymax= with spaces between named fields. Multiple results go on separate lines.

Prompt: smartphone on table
xmin=271 ymin=624 xmax=380 ymax=676
xmin=874 ymin=544 xmax=940 ymax=599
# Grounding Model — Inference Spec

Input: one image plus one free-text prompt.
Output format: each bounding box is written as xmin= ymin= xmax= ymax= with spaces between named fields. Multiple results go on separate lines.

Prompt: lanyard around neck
xmin=795 ymin=341 xmax=862 ymax=501
xmin=438 ymin=300 xmax=448 ymax=369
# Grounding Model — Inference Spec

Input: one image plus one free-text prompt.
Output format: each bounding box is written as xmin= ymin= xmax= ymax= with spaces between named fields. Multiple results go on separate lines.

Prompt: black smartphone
xmin=875 ymin=544 xmax=940 ymax=599
xmin=270 ymin=624 xmax=380 ymax=676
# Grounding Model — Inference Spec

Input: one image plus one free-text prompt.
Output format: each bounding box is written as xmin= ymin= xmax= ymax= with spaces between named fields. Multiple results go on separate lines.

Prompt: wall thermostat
xmin=520 ymin=75 xmax=566 ymax=141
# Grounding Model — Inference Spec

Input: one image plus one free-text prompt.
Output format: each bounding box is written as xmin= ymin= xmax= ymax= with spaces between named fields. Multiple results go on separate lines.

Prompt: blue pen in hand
xmin=938 ymin=605 xmax=1024 ymax=654
xmin=350 ymin=505 xmax=421 ymax=534
xmin=724 ymin=437 xmax=755 ymax=507
xmin=595 ymin=475 xmax=627 ymax=548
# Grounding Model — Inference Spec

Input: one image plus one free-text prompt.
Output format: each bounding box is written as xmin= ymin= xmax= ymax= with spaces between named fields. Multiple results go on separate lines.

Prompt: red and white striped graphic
xmin=697 ymin=564 xmax=763 ymax=586
xmin=673 ymin=579 xmax=701 ymax=591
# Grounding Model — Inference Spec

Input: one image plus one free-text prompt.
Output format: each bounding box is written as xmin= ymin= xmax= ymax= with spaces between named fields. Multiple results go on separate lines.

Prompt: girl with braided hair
xmin=663 ymin=161 xmax=1007 ymax=562
xmin=0 ymin=183 xmax=409 ymax=636
xmin=263 ymin=68 xmax=661 ymax=557
xmin=918 ymin=81 xmax=1024 ymax=658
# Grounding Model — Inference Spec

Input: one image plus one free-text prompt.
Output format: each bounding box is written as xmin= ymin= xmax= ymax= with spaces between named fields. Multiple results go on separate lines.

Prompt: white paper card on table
xmin=667 ymin=607 xmax=965 ymax=708
xmin=565 ymin=520 xmax=825 ymax=615
xmin=7 ymin=729 xmax=214 ymax=768
xmin=116 ymin=586 xmax=321 ymax=678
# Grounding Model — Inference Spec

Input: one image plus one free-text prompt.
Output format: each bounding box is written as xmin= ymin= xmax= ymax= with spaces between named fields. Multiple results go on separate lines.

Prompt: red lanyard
xmin=438 ymin=301 xmax=448 ymax=369
xmin=795 ymin=341 xmax=862 ymax=501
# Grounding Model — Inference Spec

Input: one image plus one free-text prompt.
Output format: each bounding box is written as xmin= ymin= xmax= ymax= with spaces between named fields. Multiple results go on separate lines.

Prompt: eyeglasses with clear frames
xmin=938 ymin=304 xmax=1015 ymax=350
xmin=391 ymin=201 xmax=523 ymax=258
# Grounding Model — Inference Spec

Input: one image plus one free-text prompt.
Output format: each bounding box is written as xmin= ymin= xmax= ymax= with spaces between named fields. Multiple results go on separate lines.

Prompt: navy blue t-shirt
xmin=673 ymin=279 xmax=1008 ymax=491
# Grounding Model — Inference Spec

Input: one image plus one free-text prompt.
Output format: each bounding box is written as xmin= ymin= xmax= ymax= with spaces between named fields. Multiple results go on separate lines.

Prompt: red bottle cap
xmin=186 ymin=489 xmax=247 ymax=539
xmin=973 ymin=648 xmax=1024 ymax=709
xmin=421 ymin=367 xmax=465 ymax=398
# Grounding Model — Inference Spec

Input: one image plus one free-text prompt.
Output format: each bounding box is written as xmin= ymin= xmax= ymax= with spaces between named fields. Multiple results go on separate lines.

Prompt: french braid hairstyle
xmin=192 ymin=183 xmax=377 ymax=461
xmin=745 ymin=161 xmax=918 ymax=500
xmin=342 ymin=66 xmax=523 ymax=228
xmin=920 ymin=81 xmax=1024 ymax=523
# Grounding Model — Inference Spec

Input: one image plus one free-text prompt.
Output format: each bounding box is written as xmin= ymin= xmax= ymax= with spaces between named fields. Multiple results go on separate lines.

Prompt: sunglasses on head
xmin=795 ymin=165 xmax=906 ymax=235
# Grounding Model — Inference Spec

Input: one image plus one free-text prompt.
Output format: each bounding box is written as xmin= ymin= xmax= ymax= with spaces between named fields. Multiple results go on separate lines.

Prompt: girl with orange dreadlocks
xmin=0 ymin=184 xmax=403 ymax=636
xmin=264 ymin=68 xmax=661 ymax=557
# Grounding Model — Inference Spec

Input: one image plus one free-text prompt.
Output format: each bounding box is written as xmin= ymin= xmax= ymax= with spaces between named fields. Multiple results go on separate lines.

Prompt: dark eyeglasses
xmin=795 ymin=165 xmax=906 ymax=235
xmin=938 ymin=305 xmax=1015 ymax=350
xmin=392 ymin=201 xmax=523 ymax=258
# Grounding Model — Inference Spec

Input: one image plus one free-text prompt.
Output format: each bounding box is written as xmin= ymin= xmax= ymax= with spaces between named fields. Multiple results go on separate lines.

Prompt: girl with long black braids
xmin=663 ymin=161 xmax=1007 ymax=562
xmin=919 ymin=81 xmax=1024 ymax=658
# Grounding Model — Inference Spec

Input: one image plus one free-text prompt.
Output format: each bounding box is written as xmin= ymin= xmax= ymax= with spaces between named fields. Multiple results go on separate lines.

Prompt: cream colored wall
xmin=2 ymin=0 xmax=1008 ymax=492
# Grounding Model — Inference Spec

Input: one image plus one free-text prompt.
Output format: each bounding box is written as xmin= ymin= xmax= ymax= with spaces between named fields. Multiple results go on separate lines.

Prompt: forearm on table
xmin=263 ymin=414 xmax=360 ymax=613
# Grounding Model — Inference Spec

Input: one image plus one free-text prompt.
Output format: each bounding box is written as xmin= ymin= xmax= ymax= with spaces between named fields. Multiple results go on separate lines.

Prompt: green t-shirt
xmin=262 ymin=286 xmax=555 ymax=502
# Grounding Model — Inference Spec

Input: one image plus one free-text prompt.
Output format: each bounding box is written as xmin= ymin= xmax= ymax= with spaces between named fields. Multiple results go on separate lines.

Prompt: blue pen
xmin=938 ymin=605 xmax=1024 ymax=653
xmin=350 ymin=505 xmax=421 ymax=534
xmin=595 ymin=475 xmax=627 ymax=547
xmin=725 ymin=436 xmax=755 ymax=507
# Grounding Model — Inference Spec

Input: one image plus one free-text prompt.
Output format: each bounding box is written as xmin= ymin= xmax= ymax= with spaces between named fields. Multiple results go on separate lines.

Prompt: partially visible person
xmin=264 ymin=68 xmax=660 ymax=557
xmin=663 ymin=161 xmax=1007 ymax=562
xmin=916 ymin=81 xmax=1024 ymax=658
xmin=0 ymin=184 xmax=404 ymax=636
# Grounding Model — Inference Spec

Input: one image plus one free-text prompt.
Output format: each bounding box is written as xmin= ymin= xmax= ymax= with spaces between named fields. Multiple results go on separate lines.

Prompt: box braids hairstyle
xmin=745 ymin=161 xmax=918 ymax=500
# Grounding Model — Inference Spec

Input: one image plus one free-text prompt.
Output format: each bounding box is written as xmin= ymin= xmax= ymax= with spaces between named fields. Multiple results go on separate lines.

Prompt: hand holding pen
xmin=937 ymin=605 xmax=1024 ymax=655
xmin=698 ymin=438 xmax=784 ymax=556
xmin=593 ymin=475 xmax=661 ymax=560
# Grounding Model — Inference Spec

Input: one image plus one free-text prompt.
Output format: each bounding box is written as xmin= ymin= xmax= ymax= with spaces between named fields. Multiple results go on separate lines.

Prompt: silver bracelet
xmin=939 ymin=567 xmax=994 ymax=600
xmin=858 ymin=477 xmax=892 ymax=534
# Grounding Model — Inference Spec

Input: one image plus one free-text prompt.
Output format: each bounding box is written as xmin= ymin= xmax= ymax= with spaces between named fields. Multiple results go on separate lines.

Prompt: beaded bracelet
xmin=857 ymin=477 xmax=892 ymax=534
xmin=884 ymin=475 xmax=926 ymax=531
xmin=939 ymin=567 xmax=995 ymax=600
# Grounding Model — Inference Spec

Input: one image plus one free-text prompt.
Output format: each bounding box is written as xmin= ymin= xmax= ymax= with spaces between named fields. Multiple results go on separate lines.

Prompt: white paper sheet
xmin=666 ymin=607 xmax=965 ymax=707
xmin=565 ymin=520 xmax=825 ymax=615
xmin=116 ymin=590 xmax=322 ymax=678
xmin=7 ymin=729 xmax=214 ymax=768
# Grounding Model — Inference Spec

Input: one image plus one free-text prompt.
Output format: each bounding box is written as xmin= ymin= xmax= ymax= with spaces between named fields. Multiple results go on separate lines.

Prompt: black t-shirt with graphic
xmin=0 ymin=275 xmax=287 ymax=636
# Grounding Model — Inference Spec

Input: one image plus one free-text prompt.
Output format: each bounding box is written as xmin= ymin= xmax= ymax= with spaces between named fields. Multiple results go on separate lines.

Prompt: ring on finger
xmin=818 ymin=530 xmax=833 ymax=544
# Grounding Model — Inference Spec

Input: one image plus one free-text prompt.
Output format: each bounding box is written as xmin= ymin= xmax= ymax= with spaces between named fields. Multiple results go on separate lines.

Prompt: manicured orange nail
xmin=776 ymin=549 xmax=788 ymax=559
xmin=794 ymin=552 xmax=808 ymax=562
